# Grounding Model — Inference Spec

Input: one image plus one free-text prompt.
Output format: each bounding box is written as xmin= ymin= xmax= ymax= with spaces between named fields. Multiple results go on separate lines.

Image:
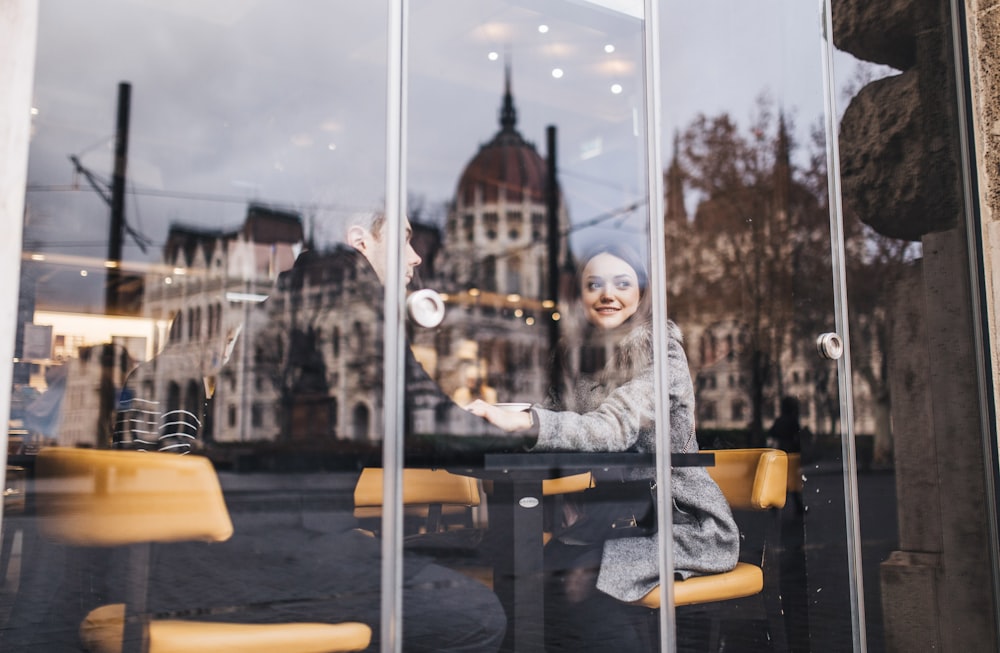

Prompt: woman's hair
xmin=575 ymin=243 xmax=649 ymax=293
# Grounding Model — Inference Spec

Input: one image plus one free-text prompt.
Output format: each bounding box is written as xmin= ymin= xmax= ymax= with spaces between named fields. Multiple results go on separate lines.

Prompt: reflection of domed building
xmin=442 ymin=66 xmax=570 ymax=301
xmin=121 ymin=71 xmax=580 ymax=447
xmin=418 ymin=68 xmax=573 ymax=404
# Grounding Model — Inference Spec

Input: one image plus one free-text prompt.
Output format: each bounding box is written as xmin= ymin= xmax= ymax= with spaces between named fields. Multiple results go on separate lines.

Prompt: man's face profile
xmin=348 ymin=217 xmax=422 ymax=285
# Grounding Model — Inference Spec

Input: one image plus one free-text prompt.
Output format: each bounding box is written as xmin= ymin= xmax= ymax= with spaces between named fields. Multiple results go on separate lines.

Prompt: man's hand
xmin=464 ymin=400 xmax=533 ymax=433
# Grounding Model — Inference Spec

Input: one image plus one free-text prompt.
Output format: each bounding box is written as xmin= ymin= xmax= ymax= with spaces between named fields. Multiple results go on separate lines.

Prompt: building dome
xmin=454 ymin=69 xmax=547 ymax=205
xmin=441 ymin=66 xmax=570 ymax=304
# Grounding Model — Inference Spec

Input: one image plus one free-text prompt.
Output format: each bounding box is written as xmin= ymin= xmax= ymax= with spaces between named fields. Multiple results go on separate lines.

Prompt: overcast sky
xmin=23 ymin=0 xmax=876 ymax=269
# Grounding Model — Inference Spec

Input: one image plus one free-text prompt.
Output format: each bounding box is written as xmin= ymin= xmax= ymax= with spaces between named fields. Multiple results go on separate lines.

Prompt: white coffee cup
xmin=494 ymin=402 xmax=531 ymax=412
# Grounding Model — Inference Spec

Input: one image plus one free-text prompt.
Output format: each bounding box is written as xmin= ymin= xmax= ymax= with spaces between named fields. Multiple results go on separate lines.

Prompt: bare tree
xmin=669 ymin=98 xmax=833 ymax=443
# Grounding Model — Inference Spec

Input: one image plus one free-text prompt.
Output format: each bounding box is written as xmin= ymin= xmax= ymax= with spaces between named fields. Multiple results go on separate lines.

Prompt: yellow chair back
xmin=542 ymin=471 xmax=594 ymax=496
xmin=353 ymin=467 xmax=480 ymax=511
xmin=703 ymin=448 xmax=788 ymax=511
xmin=36 ymin=447 xmax=233 ymax=547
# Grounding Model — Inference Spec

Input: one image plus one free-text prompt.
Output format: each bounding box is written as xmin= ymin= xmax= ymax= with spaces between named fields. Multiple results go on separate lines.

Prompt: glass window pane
xmin=661 ymin=1 xmax=859 ymax=651
xmin=5 ymin=2 xmax=394 ymax=651
xmin=829 ymin=0 xmax=999 ymax=651
xmin=405 ymin=2 xmax=689 ymax=651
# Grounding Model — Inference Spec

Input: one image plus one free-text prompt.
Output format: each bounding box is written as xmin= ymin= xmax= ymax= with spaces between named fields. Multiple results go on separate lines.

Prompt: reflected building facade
xmin=133 ymin=205 xmax=303 ymax=445
xmin=130 ymin=74 xmax=877 ymax=452
xmin=427 ymin=69 xmax=572 ymax=406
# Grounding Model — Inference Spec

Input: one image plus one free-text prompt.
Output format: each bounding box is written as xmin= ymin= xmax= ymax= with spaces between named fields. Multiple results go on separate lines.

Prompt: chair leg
xmin=638 ymin=608 xmax=658 ymax=652
xmin=640 ymin=606 xmax=726 ymax=653
xmin=764 ymin=509 xmax=790 ymax=653
xmin=706 ymin=614 xmax=722 ymax=652
xmin=0 ymin=526 xmax=17 ymax=587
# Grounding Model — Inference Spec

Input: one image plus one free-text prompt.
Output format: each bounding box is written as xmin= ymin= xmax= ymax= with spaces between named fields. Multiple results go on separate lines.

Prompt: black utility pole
xmin=546 ymin=125 xmax=564 ymax=404
xmin=99 ymin=82 xmax=130 ymax=449
xmin=106 ymin=81 xmax=131 ymax=314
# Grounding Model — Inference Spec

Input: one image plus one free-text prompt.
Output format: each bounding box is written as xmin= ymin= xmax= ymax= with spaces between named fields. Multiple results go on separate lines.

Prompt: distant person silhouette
xmin=767 ymin=395 xmax=805 ymax=514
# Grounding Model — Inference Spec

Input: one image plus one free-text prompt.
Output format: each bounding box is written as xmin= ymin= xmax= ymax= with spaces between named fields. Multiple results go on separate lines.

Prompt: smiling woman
xmin=580 ymin=250 xmax=643 ymax=329
xmin=465 ymin=241 xmax=740 ymax=652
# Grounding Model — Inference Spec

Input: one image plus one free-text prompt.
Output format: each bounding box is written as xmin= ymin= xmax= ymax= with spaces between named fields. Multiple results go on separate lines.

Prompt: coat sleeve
xmin=530 ymin=328 xmax=692 ymax=454
xmin=530 ymin=367 xmax=655 ymax=452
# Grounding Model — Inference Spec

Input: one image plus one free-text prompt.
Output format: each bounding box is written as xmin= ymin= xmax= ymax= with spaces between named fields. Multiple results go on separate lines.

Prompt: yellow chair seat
xmin=36 ymin=448 xmax=374 ymax=653
xmin=81 ymin=603 xmax=372 ymax=653
xmin=542 ymin=472 xmax=594 ymax=496
xmin=631 ymin=562 xmax=764 ymax=609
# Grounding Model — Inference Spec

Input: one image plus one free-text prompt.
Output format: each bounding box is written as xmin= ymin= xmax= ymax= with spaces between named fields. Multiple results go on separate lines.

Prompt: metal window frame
xmin=0 ymin=0 xmax=38 ymax=518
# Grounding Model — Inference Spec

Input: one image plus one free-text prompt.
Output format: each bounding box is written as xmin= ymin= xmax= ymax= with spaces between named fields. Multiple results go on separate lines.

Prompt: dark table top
xmin=446 ymin=451 xmax=714 ymax=480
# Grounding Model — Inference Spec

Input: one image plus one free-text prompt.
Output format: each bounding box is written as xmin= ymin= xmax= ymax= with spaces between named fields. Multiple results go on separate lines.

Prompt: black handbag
xmin=595 ymin=479 xmax=658 ymax=539
xmin=552 ymin=479 xmax=657 ymax=545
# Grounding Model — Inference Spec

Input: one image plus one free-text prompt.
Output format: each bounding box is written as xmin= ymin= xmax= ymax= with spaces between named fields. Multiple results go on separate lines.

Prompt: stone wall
xmin=835 ymin=0 xmax=999 ymax=650
xmin=966 ymin=0 xmax=1000 ymax=454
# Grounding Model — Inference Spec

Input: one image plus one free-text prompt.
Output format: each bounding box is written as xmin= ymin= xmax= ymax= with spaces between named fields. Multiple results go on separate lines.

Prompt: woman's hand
xmin=465 ymin=400 xmax=534 ymax=433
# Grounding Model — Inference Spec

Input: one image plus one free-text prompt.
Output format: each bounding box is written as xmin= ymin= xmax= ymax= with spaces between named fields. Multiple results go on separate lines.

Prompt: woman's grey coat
xmin=531 ymin=319 xmax=740 ymax=603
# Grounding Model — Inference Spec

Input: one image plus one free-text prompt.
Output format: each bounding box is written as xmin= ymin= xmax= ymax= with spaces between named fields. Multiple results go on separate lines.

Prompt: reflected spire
xmin=499 ymin=57 xmax=517 ymax=133
xmin=665 ymin=131 xmax=687 ymax=225
xmin=773 ymin=111 xmax=791 ymax=220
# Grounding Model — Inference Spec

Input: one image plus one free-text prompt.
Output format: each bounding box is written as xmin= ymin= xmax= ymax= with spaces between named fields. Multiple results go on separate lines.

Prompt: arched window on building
xmin=531 ymin=212 xmax=544 ymax=241
xmin=484 ymin=212 xmax=498 ymax=239
xmin=184 ymin=379 xmax=201 ymax=418
xmin=463 ymin=213 xmax=474 ymax=243
xmin=506 ymin=255 xmax=521 ymax=295
xmin=731 ymin=399 xmax=746 ymax=422
xmin=482 ymin=256 xmax=497 ymax=292
xmin=170 ymin=312 xmax=183 ymax=343
xmin=351 ymin=403 xmax=370 ymax=441
xmin=353 ymin=321 xmax=366 ymax=349
xmin=330 ymin=398 xmax=338 ymax=436
xmin=507 ymin=210 xmax=522 ymax=240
